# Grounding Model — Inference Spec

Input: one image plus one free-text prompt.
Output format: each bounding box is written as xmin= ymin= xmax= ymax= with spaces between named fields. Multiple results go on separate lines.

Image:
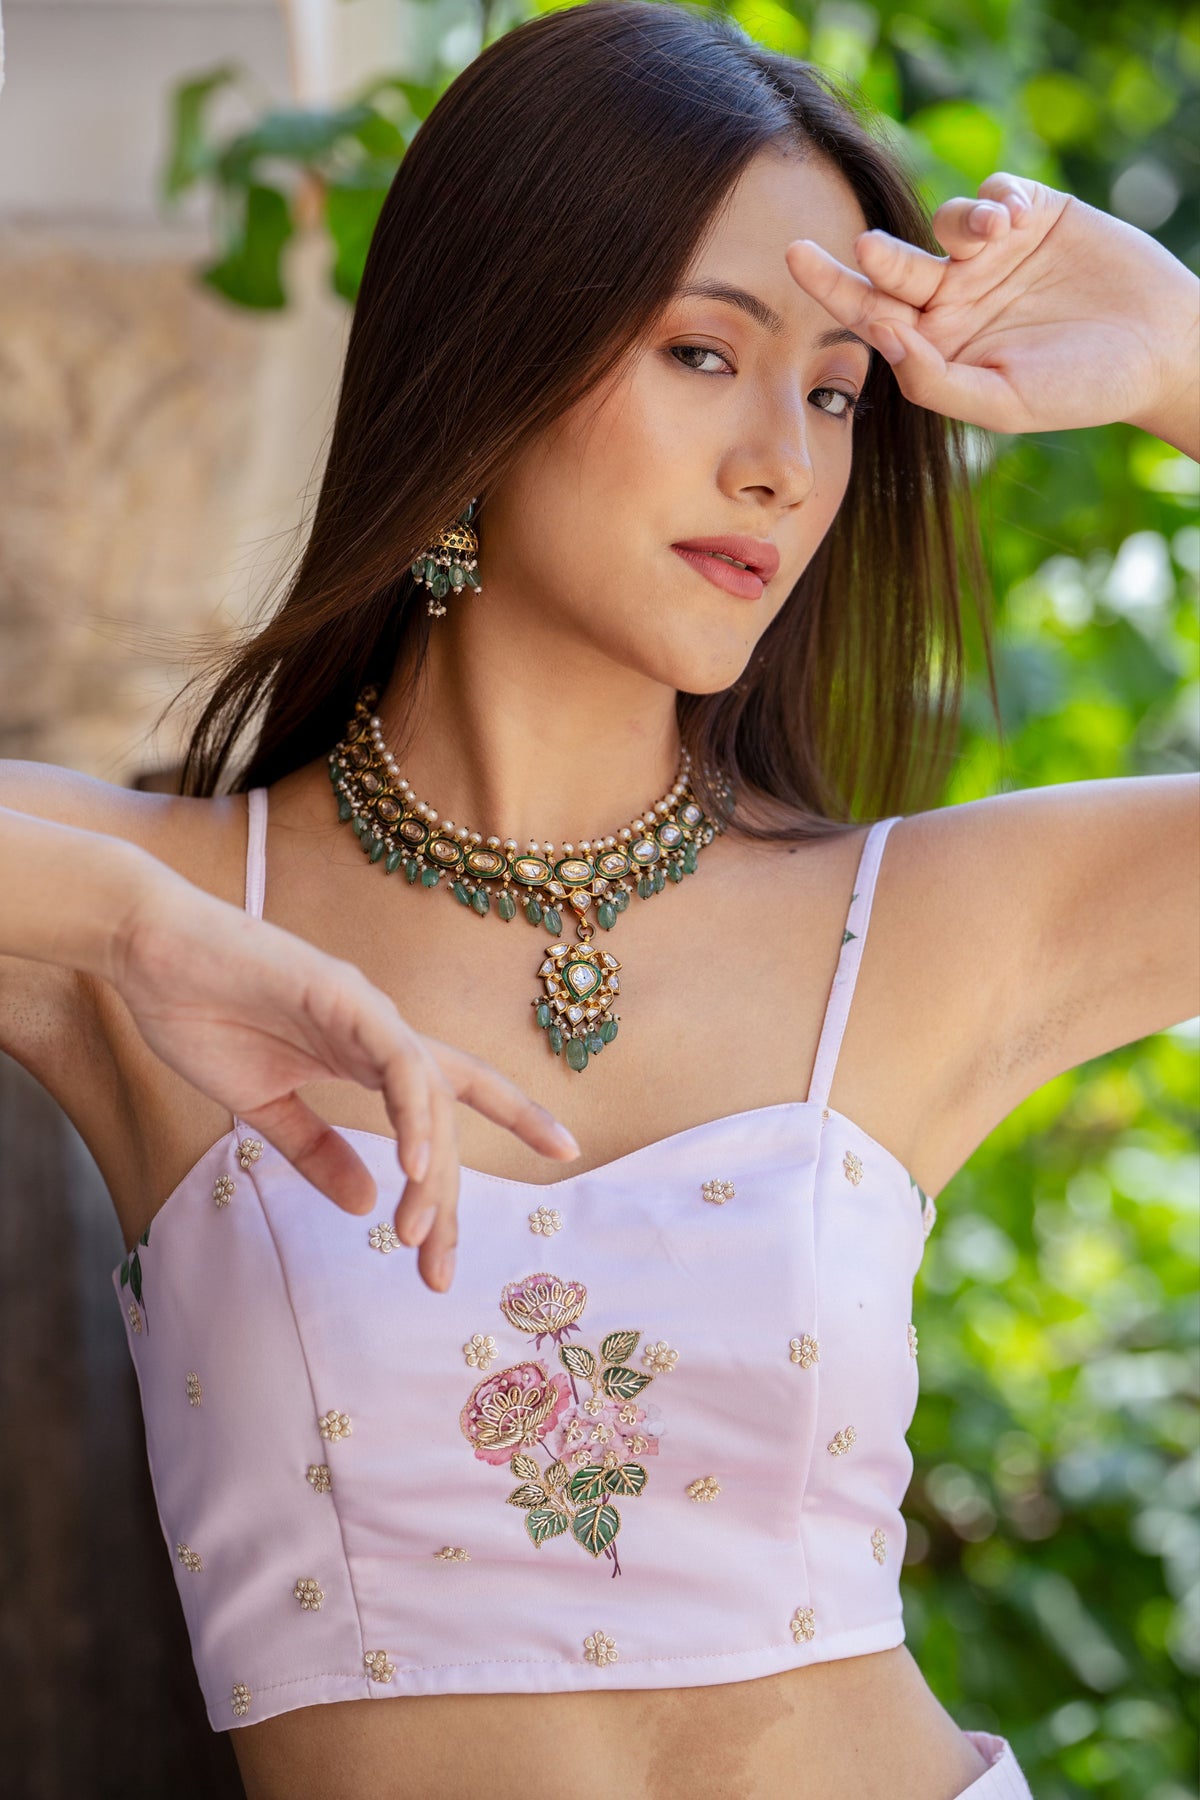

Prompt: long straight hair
xmin=169 ymin=0 xmax=997 ymax=836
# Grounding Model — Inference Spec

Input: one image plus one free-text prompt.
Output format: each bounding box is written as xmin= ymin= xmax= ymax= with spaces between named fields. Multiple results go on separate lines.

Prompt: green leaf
xmin=326 ymin=183 xmax=390 ymax=303
xmin=139 ymin=1223 xmax=152 ymax=1247
xmin=129 ymin=1252 xmax=142 ymax=1304
xmin=509 ymin=1452 xmax=541 ymax=1482
xmin=571 ymin=1501 xmax=621 ymax=1558
xmin=559 ymin=1343 xmax=598 ymax=1381
xmin=600 ymin=1330 xmax=640 ymax=1365
xmin=216 ymin=103 xmax=376 ymax=184
xmin=603 ymin=1462 xmax=648 ymax=1498
xmin=119 ymin=1258 xmax=129 ymax=1288
xmin=568 ymin=1465 xmax=610 ymax=1504
xmin=506 ymin=1483 xmax=548 ymax=1509
xmin=600 ymin=1363 xmax=651 ymax=1401
xmin=162 ymin=64 xmax=239 ymax=203
xmin=525 ymin=1505 xmax=569 ymax=1546
xmin=203 ymin=184 xmax=293 ymax=309
xmin=543 ymin=1458 xmax=569 ymax=1491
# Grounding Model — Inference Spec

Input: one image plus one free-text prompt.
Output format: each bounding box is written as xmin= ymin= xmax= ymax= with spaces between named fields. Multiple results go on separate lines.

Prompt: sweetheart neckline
xmin=114 ymin=1099 xmax=922 ymax=1270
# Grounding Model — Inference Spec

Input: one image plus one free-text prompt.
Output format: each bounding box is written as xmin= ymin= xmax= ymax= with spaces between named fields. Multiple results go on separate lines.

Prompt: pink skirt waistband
xmin=955 ymin=1729 xmax=1035 ymax=1798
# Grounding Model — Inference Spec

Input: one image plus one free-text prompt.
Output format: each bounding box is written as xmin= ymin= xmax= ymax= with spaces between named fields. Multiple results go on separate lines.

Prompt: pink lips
xmin=671 ymin=535 xmax=780 ymax=582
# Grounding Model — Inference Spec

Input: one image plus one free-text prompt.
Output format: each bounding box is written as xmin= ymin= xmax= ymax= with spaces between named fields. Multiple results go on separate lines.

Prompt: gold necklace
xmin=328 ymin=684 xmax=731 ymax=1072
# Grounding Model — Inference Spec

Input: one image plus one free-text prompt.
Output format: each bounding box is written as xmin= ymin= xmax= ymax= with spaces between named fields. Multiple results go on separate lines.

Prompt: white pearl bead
xmin=486 ymin=836 xmax=500 ymax=850
xmin=563 ymin=844 xmax=574 ymax=856
xmin=503 ymin=839 xmax=517 ymax=852
xmin=454 ymin=827 xmax=469 ymax=842
xmin=580 ymin=841 xmax=591 ymax=853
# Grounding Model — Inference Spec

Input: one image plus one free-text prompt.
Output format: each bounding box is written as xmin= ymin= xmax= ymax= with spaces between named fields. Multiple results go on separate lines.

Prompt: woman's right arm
xmin=0 ymin=771 xmax=580 ymax=1291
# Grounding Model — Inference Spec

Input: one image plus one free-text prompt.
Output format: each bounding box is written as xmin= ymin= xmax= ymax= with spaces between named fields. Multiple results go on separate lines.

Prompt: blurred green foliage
xmin=162 ymin=2 xmax=1199 ymax=1793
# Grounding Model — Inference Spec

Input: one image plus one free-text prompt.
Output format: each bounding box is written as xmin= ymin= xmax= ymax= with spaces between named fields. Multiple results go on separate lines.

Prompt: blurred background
xmin=0 ymin=1 xmax=1196 ymax=1796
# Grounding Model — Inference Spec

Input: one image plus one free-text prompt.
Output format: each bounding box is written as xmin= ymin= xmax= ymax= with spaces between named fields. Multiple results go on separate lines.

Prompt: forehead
xmin=682 ymin=147 xmax=869 ymax=290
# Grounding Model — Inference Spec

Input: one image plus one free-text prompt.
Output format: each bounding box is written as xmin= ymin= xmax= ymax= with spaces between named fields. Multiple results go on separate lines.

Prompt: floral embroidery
xmin=464 ymin=1332 xmax=498 ymax=1371
xmin=127 ymin=1303 xmax=143 ymax=1335
xmin=434 ymin=1545 xmax=471 ymax=1561
xmin=701 ymin=1178 xmax=735 ymax=1204
xmin=871 ymin=1528 xmax=888 ymax=1564
xmin=529 ymin=1204 xmax=564 ymax=1236
xmin=687 ymin=1476 xmax=721 ymax=1502
xmin=641 ymin=1340 xmax=678 ymax=1374
xmin=790 ymin=1606 xmax=816 ymax=1642
xmin=186 ymin=1372 xmax=203 ymax=1407
xmin=231 ymin=1683 xmax=252 ymax=1717
xmin=118 ymin=1221 xmax=152 ymax=1335
xmin=318 ymin=1409 xmax=352 ymax=1441
xmin=237 ymin=1137 xmax=264 ymax=1169
xmin=583 ymin=1629 xmax=619 ymax=1666
xmin=368 ymin=1221 xmax=400 ymax=1254
xmin=293 ymin=1576 xmax=324 ymax=1611
xmin=176 ymin=1542 xmax=203 ymax=1572
xmin=306 ymin=1464 xmax=332 ymax=1493
xmin=789 ymin=1333 xmax=819 ymax=1369
xmin=364 ymin=1650 xmax=396 ymax=1681
xmin=842 ymin=1149 xmax=864 ymax=1186
xmin=212 ymin=1174 xmax=236 ymax=1208
xmin=921 ymin=1193 xmax=938 ymax=1238
xmin=907 ymin=1321 xmax=919 ymax=1358
xmin=827 ymin=1425 xmax=857 ymax=1457
xmin=460 ymin=1271 xmax=666 ymax=1578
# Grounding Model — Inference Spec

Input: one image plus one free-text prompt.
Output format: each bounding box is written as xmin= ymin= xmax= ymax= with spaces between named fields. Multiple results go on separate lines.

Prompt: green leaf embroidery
xmin=139 ymin=1223 xmax=152 ymax=1247
xmin=543 ymin=1459 xmax=570 ymax=1491
xmin=571 ymin=1501 xmax=621 ymax=1558
xmin=509 ymin=1452 xmax=541 ymax=1482
xmin=119 ymin=1258 xmax=129 ymax=1288
xmin=506 ymin=1483 xmax=549 ymax=1510
xmin=568 ymin=1465 xmax=611 ymax=1505
xmin=600 ymin=1329 xmax=640 ymax=1365
xmin=559 ymin=1343 xmax=597 ymax=1381
xmin=129 ymin=1252 xmax=143 ymax=1304
xmin=603 ymin=1462 xmax=648 ymax=1497
xmin=525 ymin=1506 xmax=570 ymax=1546
xmin=600 ymin=1363 xmax=652 ymax=1401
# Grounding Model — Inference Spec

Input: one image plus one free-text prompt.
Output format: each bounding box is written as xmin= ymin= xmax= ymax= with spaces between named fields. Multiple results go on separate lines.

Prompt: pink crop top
xmin=112 ymin=789 xmax=938 ymax=1732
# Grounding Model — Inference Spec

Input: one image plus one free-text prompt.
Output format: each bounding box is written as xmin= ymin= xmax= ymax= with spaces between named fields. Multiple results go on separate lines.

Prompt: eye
xmin=668 ymin=343 xmax=734 ymax=375
xmin=810 ymin=387 xmax=863 ymax=421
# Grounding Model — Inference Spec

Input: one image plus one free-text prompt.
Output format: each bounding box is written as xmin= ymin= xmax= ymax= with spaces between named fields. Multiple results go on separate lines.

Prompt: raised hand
xmin=111 ymin=873 xmax=580 ymax=1291
xmin=785 ymin=172 xmax=1199 ymax=443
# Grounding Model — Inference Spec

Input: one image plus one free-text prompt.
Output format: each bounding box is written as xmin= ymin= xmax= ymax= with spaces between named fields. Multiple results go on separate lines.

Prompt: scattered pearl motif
xmin=212 ymin=1173 xmax=236 ymax=1208
xmin=127 ymin=1303 xmax=143 ymax=1334
xmin=236 ymin=1137 xmax=264 ymax=1169
xmin=364 ymin=1650 xmax=396 ymax=1682
xmin=908 ymin=1321 xmax=919 ymax=1358
xmin=176 ymin=1542 xmax=203 ymax=1573
xmin=528 ymin=1204 xmax=564 ymax=1236
xmin=293 ymin=1577 xmax=324 ymax=1611
xmin=872 ymin=1528 xmax=888 ymax=1564
xmin=790 ymin=1607 xmax=816 ymax=1643
xmin=789 ymin=1333 xmax=819 ymax=1369
xmin=463 ymin=1333 xmax=497 ymax=1371
xmin=231 ymin=1684 xmax=252 ymax=1717
xmin=185 ymin=1372 xmax=203 ymax=1407
xmin=687 ymin=1475 xmax=721 ymax=1502
xmin=642 ymin=1340 xmax=679 ymax=1375
xmin=583 ymin=1629 xmax=619 ymax=1667
xmin=701 ymin=1178 xmax=735 ymax=1205
xmin=306 ymin=1464 xmax=332 ymax=1493
xmin=922 ymin=1195 xmax=938 ymax=1238
xmin=843 ymin=1150 xmax=864 ymax=1186
xmin=318 ymin=1410 xmax=352 ymax=1441
xmin=434 ymin=1545 xmax=471 ymax=1561
xmin=827 ymin=1425 xmax=857 ymax=1457
xmin=368 ymin=1221 xmax=401 ymax=1254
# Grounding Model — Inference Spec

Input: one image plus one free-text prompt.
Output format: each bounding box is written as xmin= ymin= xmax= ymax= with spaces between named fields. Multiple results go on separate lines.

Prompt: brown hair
xmin=169 ymin=0 xmax=997 ymax=835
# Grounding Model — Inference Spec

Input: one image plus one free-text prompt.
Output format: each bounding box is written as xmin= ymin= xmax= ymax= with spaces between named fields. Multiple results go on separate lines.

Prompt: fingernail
xmin=406 ymin=1205 xmax=437 ymax=1246
xmin=433 ymin=1249 xmax=455 ymax=1290
xmin=552 ymin=1123 xmax=581 ymax=1155
xmin=879 ymin=325 xmax=906 ymax=363
xmin=969 ymin=203 xmax=998 ymax=232
xmin=408 ymin=1138 xmax=431 ymax=1182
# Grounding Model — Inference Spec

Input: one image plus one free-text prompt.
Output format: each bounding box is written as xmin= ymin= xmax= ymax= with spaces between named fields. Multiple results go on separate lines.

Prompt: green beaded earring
xmin=409 ymin=497 xmax=483 ymax=618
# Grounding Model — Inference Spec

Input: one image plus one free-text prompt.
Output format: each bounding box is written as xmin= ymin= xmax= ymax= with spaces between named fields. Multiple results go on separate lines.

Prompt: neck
xmin=372 ymin=610 xmax=687 ymax=851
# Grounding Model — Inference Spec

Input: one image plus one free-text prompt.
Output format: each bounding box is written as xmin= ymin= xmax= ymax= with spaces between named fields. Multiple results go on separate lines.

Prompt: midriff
xmin=229 ymin=1646 xmax=990 ymax=1800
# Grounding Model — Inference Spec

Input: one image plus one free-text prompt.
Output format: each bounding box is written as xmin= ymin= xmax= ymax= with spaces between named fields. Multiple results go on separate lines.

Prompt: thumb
xmin=873 ymin=317 xmax=1015 ymax=428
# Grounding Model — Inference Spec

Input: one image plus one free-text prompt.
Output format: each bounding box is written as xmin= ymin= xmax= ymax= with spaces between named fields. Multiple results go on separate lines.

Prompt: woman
xmin=2 ymin=4 xmax=1195 ymax=1797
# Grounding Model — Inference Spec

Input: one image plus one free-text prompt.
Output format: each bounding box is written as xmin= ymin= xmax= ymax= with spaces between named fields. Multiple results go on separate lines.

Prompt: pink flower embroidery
xmin=459 ymin=1361 xmax=572 ymax=1466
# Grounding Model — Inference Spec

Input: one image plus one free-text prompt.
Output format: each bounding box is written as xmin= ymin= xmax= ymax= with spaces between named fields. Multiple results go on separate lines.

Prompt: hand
xmin=785 ymin=172 xmax=1200 ymax=440
xmin=111 ymin=872 xmax=580 ymax=1291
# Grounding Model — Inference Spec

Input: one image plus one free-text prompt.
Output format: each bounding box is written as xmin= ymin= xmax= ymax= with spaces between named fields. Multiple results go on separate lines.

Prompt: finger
xmin=240 ymin=1091 xmax=378 ymax=1215
xmin=848 ymin=228 xmax=949 ymax=309
xmin=864 ymin=315 xmax=1027 ymax=432
xmin=975 ymin=171 xmax=1038 ymax=226
xmin=406 ymin=1073 xmax=461 ymax=1292
xmin=394 ymin=1069 xmax=455 ymax=1258
xmin=424 ymin=1036 xmax=581 ymax=1161
xmin=928 ymin=195 xmax=1012 ymax=258
xmin=784 ymin=236 xmax=917 ymax=357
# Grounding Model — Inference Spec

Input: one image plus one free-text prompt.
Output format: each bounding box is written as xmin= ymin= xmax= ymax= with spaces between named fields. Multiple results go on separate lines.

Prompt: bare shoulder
xmin=856 ymin=775 xmax=1200 ymax=1197
xmin=0 ymin=758 xmax=248 ymax=1074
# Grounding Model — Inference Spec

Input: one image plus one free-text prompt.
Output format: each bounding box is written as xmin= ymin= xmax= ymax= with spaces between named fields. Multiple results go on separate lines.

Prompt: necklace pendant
xmin=533 ymin=929 xmax=621 ymax=1073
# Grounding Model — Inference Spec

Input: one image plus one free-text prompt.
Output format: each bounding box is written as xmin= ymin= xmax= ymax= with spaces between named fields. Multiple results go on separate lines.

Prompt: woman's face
xmin=475 ymin=147 xmax=874 ymax=697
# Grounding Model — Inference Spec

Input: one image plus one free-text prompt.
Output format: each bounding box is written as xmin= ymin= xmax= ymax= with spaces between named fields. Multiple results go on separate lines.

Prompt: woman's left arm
xmin=784 ymin=172 xmax=1200 ymax=457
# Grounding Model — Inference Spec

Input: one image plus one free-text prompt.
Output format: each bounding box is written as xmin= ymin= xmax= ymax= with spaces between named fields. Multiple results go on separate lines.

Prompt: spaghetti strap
xmin=243 ymin=786 xmax=268 ymax=921
xmin=805 ymin=815 xmax=903 ymax=1109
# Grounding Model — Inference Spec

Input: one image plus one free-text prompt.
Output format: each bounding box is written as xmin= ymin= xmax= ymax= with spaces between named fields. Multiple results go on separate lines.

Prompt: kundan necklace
xmin=328 ymin=684 xmax=731 ymax=1072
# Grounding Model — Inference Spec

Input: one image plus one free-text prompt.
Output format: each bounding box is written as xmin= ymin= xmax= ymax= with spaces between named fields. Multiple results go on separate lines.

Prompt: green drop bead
xmin=369 ymin=838 xmax=386 ymax=863
xmin=361 ymin=833 xmax=378 ymax=856
xmin=596 ymin=901 xmax=616 ymax=930
xmin=544 ymin=907 xmax=562 ymax=935
xmin=385 ymin=849 xmax=404 ymax=874
xmin=498 ymin=890 xmax=516 ymax=921
xmin=449 ymin=564 xmax=465 ymax=587
xmin=452 ymin=880 xmax=471 ymax=906
xmin=667 ymin=860 xmax=683 ymax=883
xmin=420 ymin=867 xmax=440 ymax=888
xmin=566 ymin=1038 xmax=589 ymax=1072
xmin=525 ymin=898 xmax=543 ymax=925
xmin=432 ymin=571 xmax=450 ymax=598
xmin=653 ymin=867 xmax=666 ymax=893
xmin=423 ymin=558 xmax=437 ymax=584
xmin=613 ymin=889 xmax=630 ymax=912
xmin=600 ymin=1018 xmax=618 ymax=1044
xmin=337 ymin=796 xmax=353 ymax=822
xmin=548 ymin=1024 xmax=564 ymax=1055
xmin=586 ymin=1033 xmax=604 ymax=1054
xmin=683 ymin=843 xmax=698 ymax=873
xmin=471 ymin=887 xmax=490 ymax=916
xmin=352 ymin=816 xmax=367 ymax=837
xmin=536 ymin=1002 xmax=552 ymax=1028
xmin=465 ymin=567 xmax=482 ymax=591
xmin=405 ymin=858 xmax=420 ymax=883
xmin=637 ymin=875 xmax=652 ymax=899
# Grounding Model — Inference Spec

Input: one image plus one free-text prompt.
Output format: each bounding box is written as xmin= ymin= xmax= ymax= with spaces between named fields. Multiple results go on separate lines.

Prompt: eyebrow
xmin=675 ymin=280 xmax=871 ymax=356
